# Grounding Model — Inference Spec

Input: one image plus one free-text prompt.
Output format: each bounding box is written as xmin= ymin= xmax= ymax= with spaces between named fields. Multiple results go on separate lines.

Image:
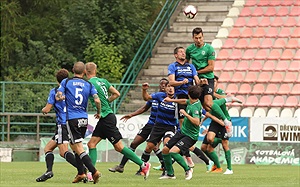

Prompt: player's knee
xmin=87 ymin=141 xmax=95 ymax=148
xmin=162 ymin=146 xmax=169 ymax=154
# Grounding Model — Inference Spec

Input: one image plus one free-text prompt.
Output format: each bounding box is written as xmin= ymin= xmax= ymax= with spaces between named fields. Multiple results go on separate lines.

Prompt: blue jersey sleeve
xmin=57 ymin=78 xmax=67 ymax=93
xmin=190 ymin=64 xmax=198 ymax=77
xmin=146 ymin=100 xmax=152 ymax=107
xmin=47 ymin=89 xmax=56 ymax=105
xmin=167 ymin=63 xmax=176 ymax=76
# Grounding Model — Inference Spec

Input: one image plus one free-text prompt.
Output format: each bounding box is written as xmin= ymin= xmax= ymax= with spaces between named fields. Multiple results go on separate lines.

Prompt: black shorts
xmin=165 ymin=131 xmax=197 ymax=155
xmin=177 ymin=94 xmax=188 ymax=119
xmin=51 ymin=124 xmax=69 ymax=144
xmin=199 ymin=78 xmax=214 ymax=104
xmin=92 ymin=113 xmax=122 ymax=144
xmin=147 ymin=123 xmax=176 ymax=145
xmin=202 ymin=121 xmax=229 ymax=145
xmin=67 ymin=118 xmax=88 ymax=144
xmin=137 ymin=124 xmax=154 ymax=140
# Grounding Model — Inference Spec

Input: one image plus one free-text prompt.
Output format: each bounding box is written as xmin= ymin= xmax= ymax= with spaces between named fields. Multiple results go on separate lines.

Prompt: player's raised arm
xmin=142 ymin=82 xmax=152 ymax=101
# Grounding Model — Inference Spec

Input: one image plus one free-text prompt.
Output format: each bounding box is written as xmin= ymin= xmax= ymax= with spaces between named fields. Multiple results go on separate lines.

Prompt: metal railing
xmin=116 ymin=0 xmax=180 ymax=111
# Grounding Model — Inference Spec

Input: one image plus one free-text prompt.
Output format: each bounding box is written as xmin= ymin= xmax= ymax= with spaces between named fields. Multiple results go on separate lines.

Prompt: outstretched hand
xmin=142 ymin=82 xmax=149 ymax=90
xmin=120 ymin=114 xmax=131 ymax=122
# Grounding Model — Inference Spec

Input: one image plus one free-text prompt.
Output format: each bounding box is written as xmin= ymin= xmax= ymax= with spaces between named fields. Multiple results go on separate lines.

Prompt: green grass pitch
xmin=0 ymin=162 xmax=299 ymax=187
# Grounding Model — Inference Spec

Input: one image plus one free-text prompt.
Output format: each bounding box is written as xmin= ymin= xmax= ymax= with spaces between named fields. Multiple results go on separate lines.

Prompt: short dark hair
xmin=192 ymin=27 xmax=203 ymax=36
xmin=188 ymin=85 xmax=202 ymax=99
xmin=174 ymin=46 xmax=184 ymax=54
xmin=56 ymin=69 xmax=69 ymax=83
xmin=214 ymin=75 xmax=219 ymax=81
xmin=160 ymin=78 xmax=168 ymax=83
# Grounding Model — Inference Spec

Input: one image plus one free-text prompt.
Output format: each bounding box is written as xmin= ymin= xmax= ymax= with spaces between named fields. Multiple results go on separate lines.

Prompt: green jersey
xmin=214 ymin=88 xmax=231 ymax=120
xmin=181 ymin=99 xmax=202 ymax=141
xmin=186 ymin=43 xmax=216 ymax=79
xmin=88 ymin=77 xmax=113 ymax=118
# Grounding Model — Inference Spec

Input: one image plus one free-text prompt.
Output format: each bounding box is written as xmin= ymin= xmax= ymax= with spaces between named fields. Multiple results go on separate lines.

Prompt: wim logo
xmin=263 ymin=124 xmax=278 ymax=141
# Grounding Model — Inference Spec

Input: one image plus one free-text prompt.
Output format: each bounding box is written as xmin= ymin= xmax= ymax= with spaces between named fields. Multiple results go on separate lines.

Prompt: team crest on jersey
xmin=202 ymin=51 xmax=206 ymax=55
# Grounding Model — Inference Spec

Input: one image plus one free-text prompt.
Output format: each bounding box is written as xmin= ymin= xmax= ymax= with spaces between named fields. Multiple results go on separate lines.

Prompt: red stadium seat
xmin=225 ymin=83 xmax=238 ymax=94
xmin=244 ymin=71 xmax=258 ymax=83
xmin=277 ymin=84 xmax=291 ymax=95
xmin=273 ymin=38 xmax=286 ymax=49
xmin=222 ymin=39 xmax=235 ymax=49
xmin=262 ymin=60 xmax=276 ymax=72
xmin=218 ymin=72 xmax=232 ymax=83
xmin=284 ymin=17 xmax=297 ymax=27
xmin=248 ymin=38 xmax=260 ymax=49
xmin=245 ymin=95 xmax=258 ymax=107
xmin=234 ymin=17 xmax=247 ymax=27
xmin=291 ymin=28 xmax=300 ymax=38
xmin=265 ymin=27 xmax=279 ymax=38
xmin=264 ymin=7 xmax=277 ymax=16
xmin=231 ymin=95 xmax=246 ymax=107
xmin=242 ymin=49 xmax=256 ymax=60
xmin=260 ymin=38 xmax=274 ymax=49
xmin=239 ymin=7 xmax=252 ymax=16
xmin=290 ymin=84 xmax=300 ymax=95
xmin=294 ymin=0 xmax=300 ymax=5
xmin=281 ymin=0 xmax=294 ymax=6
xmin=235 ymin=38 xmax=248 ymax=49
xmin=257 ymin=95 xmax=272 ymax=107
xmin=269 ymin=0 xmax=281 ymax=6
xmin=252 ymin=7 xmax=264 ymax=17
xmin=257 ymin=72 xmax=271 ymax=83
xmin=286 ymin=39 xmax=299 ymax=49
xmin=268 ymin=49 xmax=281 ymax=60
xmin=293 ymin=50 xmax=300 ymax=60
xmin=244 ymin=1 xmax=258 ymax=7
xmin=271 ymin=17 xmax=284 ymax=27
xmin=246 ymin=17 xmax=259 ymax=27
xmin=214 ymin=60 xmax=224 ymax=71
xmin=223 ymin=60 xmax=237 ymax=71
xmin=270 ymin=72 xmax=284 ymax=83
xmin=285 ymin=96 xmax=298 ymax=107
xmin=228 ymin=28 xmax=241 ymax=38
xmin=290 ymin=6 xmax=300 ymax=16
xmin=253 ymin=27 xmax=266 ymax=38
xmin=236 ymin=61 xmax=249 ymax=71
xmin=272 ymin=96 xmax=285 ymax=107
xmin=238 ymin=84 xmax=251 ymax=95
xmin=240 ymin=28 xmax=253 ymax=38
xmin=283 ymin=72 xmax=298 ymax=83
xmin=257 ymin=0 xmax=269 ymax=6
xmin=288 ymin=61 xmax=300 ymax=72
xmin=264 ymin=84 xmax=278 ymax=94
xmin=230 ymin=72 xmax=244 ymax=83
xmin=258 ymin=17 xmax=271 ymax=27
xmin=255 ymin=49 xmax=269 ymax=60
xmin=276 ymin=7 xmax=289 ymax=16
xmin=249 ymin=61 xmax=263 ymax=72
xmin=228 ymin=49 xmax=242 ymax=60
xmin=216 ymin=49 xmax=229 ymax=60
xmin=278 ymin=27 xmax=292 ymax=38
xmin=252 ymin=83 xmax=265 ymax=94
xmin=275 ymin=61 xmax=289 ymax=72
xmin=281 ymin=49 xmax=294 ymax=60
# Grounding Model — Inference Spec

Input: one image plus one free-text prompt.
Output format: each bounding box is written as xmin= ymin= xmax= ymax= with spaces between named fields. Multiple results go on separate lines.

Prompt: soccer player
xmin=108 ymin=78 xmax=168 ymax=175
xmin=186 ymin=27 xmax=233 ymax=137
xmin=159 ymin=85 xmax=202 ymax=180
xmin=139 ymin=81 xmax=178 ymax=176
xmin=56 ymin=61 xmax=101 ymax=184
xmin=36 ymin=69 xmax=78 ymax=182
xmin=85 ymin=62 xmax=151 ymax=180
xmin=201 ymin=75 xmax=235 ymax=174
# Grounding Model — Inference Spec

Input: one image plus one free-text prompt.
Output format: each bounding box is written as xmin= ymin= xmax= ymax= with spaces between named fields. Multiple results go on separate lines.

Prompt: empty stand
xmin=257 ymin=95 xmax=272 ymax=107
xmin=283 ymin=72 xmax=298 ymax=83
xmin=253 ymin=27 xmax=266 ymax=37
xmin=288 ymin=61 xmax=300 ymax=72
xmin=264 ymin=7 xmax=276 ymax=16
xmin=231 ymin=95 xmax=246 ymax=107
xmin=245 ymin=95 xmax=258 ymax=107
xmin=283 ymin=17 xmax=297 ymax=27
xmin=286 ymin=39 xmax=299 ymax=49
xmin=265 ymin=27 xmax=279 ymax=38
xmin=293 ymin=50 xmax=300 ymax=60
xmin=218 ymin=72 xmax=232 ymax=83
xmin=240 ymin=7 xmax=252 ymax=16
xmin=257 ymin=0 xmax=269 ymax=6
xmin=236 ymin=61 xmax=249 ymax=71
xmin=290 ymin=6 xmax=300 ymax=16
xmin=214 ymin=60 xmax=224 ymax=71
xmin=240 ymin=107 xmax=254 ymax=117
xmin=246 ymin=17 xmax=259 ymax=27
xmin=228 ymin=49 xmax=242 ymax=60
xmin=268 ymin=49 xmax=281 ymax=60
xmin=240 ymin=28 xmax=253 ymax=38
xmin=294 ymin=108 xmax=300 ymax=118
xmin=223 ymin=60 xmax=237 ymax=71
xmin=255 ymin=49 xmax=268 ymax=60
xmin=268 ymin=0 xmax=281 ymax=6
xmin=258 ymin=17 xmax=271 ymax=27
xmin=228 ymin=28 xmax=241 ymax=38
xmin=277 ymin=83 xmax=291 ymax=95
xmin=281 ymin=49 xmax=295 ymax=60
xmin=238 ymin=84 xmax=252 ymax=95
xmin=275 ymin=61 xmax=288 ymax=72
xmin=225 ymin=83 xmax=238 ymax=94
xmin=242 ymin=49 xmax=256 ymax=60
xmin=262 ymin=60 xmax=276 ymax=72
xmin=290 ymin=84 xmax=300 ymax=95
xmin=280 ymin=108 xmax=294 ymax=117
xmin=285 ymin=96 xmax=298 ymax=107
xmin=271 ymin=17 xmax=284 ymax=27
xmin=235 ymin=38 xmax=248 ymax=49
xmin=260 ymin=38 xmax=274 ymax=49
xmin=248 ymin=38 xmax=261 ymax=49
xmin=251 ymin=7 xmax=264 ymax=17
xmin=257 ymin=72 xmax=271 ymax=83
xmin=276 ymin=6 xmax=289 ymax=16
xmin=222 ymin=38 xmax=235 ymax=49
xmin=216 ymin=49 xmax=229 ymax=60
xmin=228 ymin=107 xmax=240 ymax=117
xmin=267 ymin=108 xmax=280 ymax=117
xmin=234 ymin=17 xmax=247 ymax=27
xmin=273 ymin=38 xmax=286 ymax=49
xmin=230 ymin=71 xmax=244 ymax=83
xmin=272 ymin=96 xmax=285 ymax=107
xmin=280 ymin=0 xmax=294 ymax=6
xmin=252 ymin=83 xmax=265 ymax=94
xmin=278 ymin=27 xmax=292 ymax=38
xmin=270 ymin=72 xmax=284 ymax=83
xmin=244 ymin=72 xmax=258 ymax=83
xmin=291 ymin=28 xmax=300 ymax=38
xmin=249 ymin=61 xmax=263 ymax=71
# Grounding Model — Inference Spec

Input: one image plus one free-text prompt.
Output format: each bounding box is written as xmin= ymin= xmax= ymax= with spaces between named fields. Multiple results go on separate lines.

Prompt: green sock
xmin=211 ymin=101 xmax=227 ymax=120
xmin=89 ymin=148 xmax=97 ymax=166
xmin=170 ymin=152 xmax=189 ymax=171
xmin=121 ymin=147 xmax=143 ymax=166
xmin=208 ymin=151 xmax=221 ymax=168
xmin=212 ymin=138 xmax=222 ymax=148
xmin=225 ymin=150 xmax=232 ymax=170
xmin=220 ymin=103 xmax=231 ymax=121
xmin=162 ymin=153 xmax=174 ymax=175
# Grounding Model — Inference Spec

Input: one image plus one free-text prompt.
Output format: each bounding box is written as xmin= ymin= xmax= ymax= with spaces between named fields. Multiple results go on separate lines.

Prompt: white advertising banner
xmin=250 ymin=117 xmax=300 ymax=143
xmin=88 ymin=114 xmax=148 ymax=139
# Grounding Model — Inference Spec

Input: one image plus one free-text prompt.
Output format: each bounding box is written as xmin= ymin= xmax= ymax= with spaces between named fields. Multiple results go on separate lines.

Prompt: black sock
xmin=193 ymin=147 xmax=209 ymax=165
xmin=184 ymin=151 xmax=191 ymax=157
xmin=75 ymin=153 xmax=85 ymax=175
xmin=80 ymin=152 xmax=96 ymax=175
xmin=141 ymin=151 xmax=151 ymax=162
xmin=45 ymin=151 xmax=54 ymax=172
xmin=154 ymin=149 xmax=164 ymax=168
xmin=64 ymin=151 xmax=77 ymax=168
